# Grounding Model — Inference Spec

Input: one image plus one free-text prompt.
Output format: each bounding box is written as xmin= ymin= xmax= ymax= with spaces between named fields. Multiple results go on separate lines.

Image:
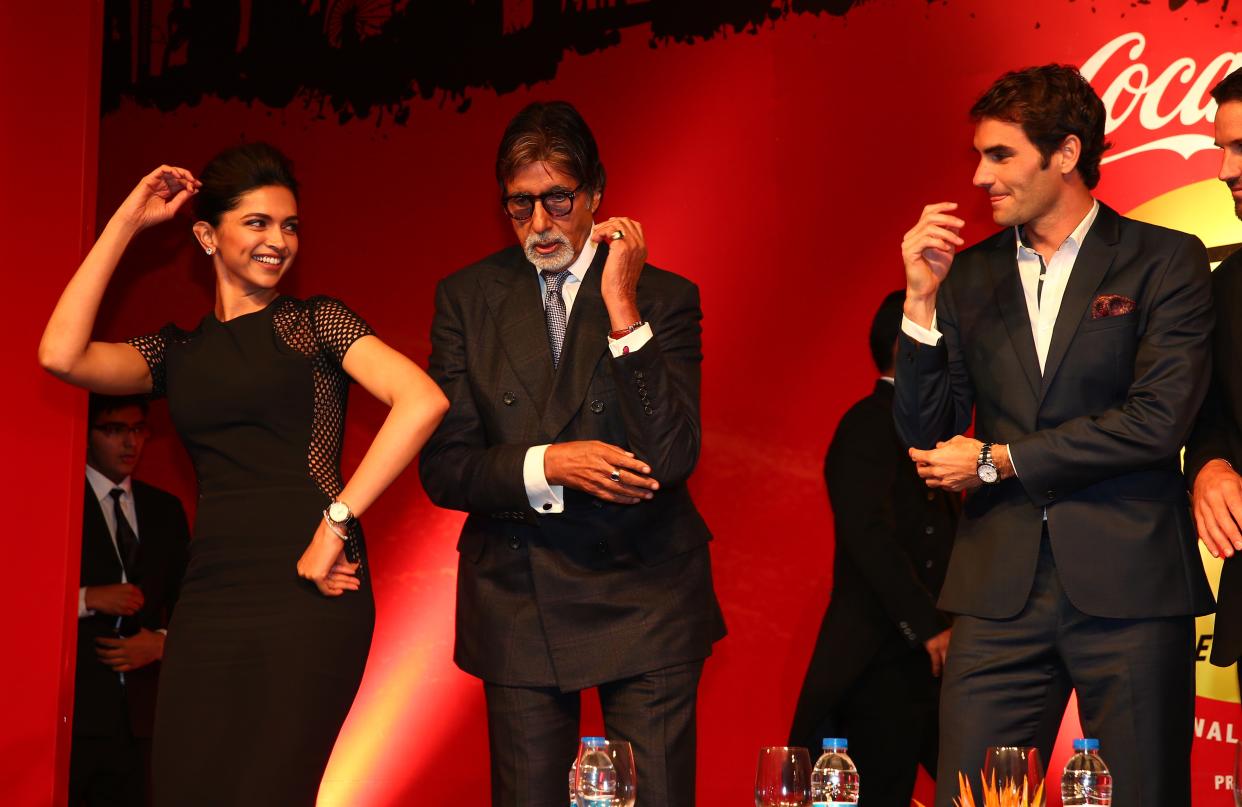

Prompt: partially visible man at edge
xmin=1185 ymin=66 xmax=1242 ymax=692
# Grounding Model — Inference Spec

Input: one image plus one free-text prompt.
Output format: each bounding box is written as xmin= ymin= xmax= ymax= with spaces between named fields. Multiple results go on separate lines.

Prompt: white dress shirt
xmin=523 ymin=235 xmax=654 ymax=514
xmin=900 ymin=199 xmax=1101 ymax=478
xmin=79 ymin=465 xmax=139 ymax=618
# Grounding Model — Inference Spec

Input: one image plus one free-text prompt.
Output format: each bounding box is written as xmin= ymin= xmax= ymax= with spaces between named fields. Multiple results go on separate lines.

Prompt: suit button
xmin=633 ymin=370 xmax=645 ymax=379
xmin=589 ymin=399 xmax=605 ymax=414
xmin=925 ymin=525 xmax=935 ymax=535
xmin=542 ymin=503 xmax=553 ymax=511
xmin=1046 ymin=490 xmax=1055 ymax=500
xmin=643 ymin=406 xmax=654 ymax=415
xmin=508 ymin=536 xmax=521 ymax=550
xmin=925 ymin=560 xmax=934 ymax=569
xmin=502 ymin=391 xmax=517 ymax=406
xmin=596 ymin=540 xmax=609 ymax=555
xmin=926 ymin=492 xmax=936 ymax=501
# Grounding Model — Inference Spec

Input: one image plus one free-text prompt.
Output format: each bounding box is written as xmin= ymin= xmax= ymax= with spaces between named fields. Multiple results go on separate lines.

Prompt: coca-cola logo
xmin=1080 ymin=32 xmax=1242 ymax=164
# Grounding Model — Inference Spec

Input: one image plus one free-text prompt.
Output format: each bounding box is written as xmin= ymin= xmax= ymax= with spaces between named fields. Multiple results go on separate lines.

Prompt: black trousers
xmin=935 ymin=531 xmax=1195 ymax=807
xmin=483 ymin=660 xmax=704 ymax=807
xmin=69 ymin=730 xmax=146 ymax=807
xmin=789 ymin=639 xmax=939 ymax=807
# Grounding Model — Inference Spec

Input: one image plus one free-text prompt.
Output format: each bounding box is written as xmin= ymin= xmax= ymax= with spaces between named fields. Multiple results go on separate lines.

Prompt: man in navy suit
xmin=71 ymin=394 xmax=189 ymax=806
xmin=895 ymin=65 xmax=1213 ymax=806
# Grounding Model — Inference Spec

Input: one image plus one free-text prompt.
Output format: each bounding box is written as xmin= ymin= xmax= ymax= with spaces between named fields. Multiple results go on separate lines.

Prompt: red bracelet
xmin=609 ymin=320 xmax=645 ymax=340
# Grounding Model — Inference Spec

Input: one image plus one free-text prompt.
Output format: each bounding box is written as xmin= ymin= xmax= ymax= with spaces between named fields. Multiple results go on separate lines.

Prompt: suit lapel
xmin=540 ymin=246 xmax=610 ymax=439
xmin=482 ymin=251 xmax=554 ymax=408
xmin=987 ymin=232 xmax=1042 ymax=401
xmin=1038 ymin=204 xmax=1120 ymax=402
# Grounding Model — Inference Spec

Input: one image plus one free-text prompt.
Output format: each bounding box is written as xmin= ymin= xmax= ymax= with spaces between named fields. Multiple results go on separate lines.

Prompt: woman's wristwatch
xmin=323 ymin=500 xmax=353 ymax=540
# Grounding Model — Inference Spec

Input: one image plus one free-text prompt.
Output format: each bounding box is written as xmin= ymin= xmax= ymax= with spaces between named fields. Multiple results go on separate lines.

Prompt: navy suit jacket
xmin=894 ymin=203 xmax=1214 ymax=620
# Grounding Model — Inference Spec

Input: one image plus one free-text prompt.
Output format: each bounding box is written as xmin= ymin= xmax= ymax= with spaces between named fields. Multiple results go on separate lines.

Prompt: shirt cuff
xmin=78 ymin=587 xmax=93 ymax=618
xmin=523 ymin=444 xmax=565 ymax=514
xmin=1006 ymin=444 xmax=1020 ymax=478
xmin=608 ymin=322 xmax=653 ymax=357
xmin=901 ymin=314 xmax=942 ymax=346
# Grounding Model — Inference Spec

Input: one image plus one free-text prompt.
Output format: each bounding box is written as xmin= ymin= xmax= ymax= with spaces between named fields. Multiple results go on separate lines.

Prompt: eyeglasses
xmin=501 ymin=186 xmax=581 ymax=221
xmin=92 ymin=423 xmax=150 ymax=438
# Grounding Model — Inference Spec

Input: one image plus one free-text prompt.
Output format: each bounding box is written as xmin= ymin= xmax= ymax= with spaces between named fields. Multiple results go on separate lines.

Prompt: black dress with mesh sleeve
xmin=129 ymin=296 xmax=376 ymax=806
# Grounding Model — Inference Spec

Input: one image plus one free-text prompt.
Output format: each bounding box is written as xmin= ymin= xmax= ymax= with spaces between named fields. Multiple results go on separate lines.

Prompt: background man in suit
xmin=419 ymin=101 xmax=725 ymax=807
xmin=71 ymin=394 xmax=189 ymax=806
xmin=789 ymin=290 xmax=957 ymax=807
xmin=1185 ymin=67 xmax=1242 ymax=682
xmin=895 ymin=65 xmax=1214 ymax=806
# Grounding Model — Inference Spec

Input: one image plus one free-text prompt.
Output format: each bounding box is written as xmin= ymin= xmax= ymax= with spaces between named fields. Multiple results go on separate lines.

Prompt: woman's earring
xmin=205 ymin=247 xmax=214 ymax=256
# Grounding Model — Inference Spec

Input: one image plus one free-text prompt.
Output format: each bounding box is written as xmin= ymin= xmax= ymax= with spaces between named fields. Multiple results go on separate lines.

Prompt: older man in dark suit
xmin=71 ymin=394 xmax=189 ymax=806
xmin=896 ymin=65 xmax=1214 ymax=807
xmin=419 ymin=101 xmax=725 ymax=807
xmin=789 ymin=290 xmax=957 ymax=807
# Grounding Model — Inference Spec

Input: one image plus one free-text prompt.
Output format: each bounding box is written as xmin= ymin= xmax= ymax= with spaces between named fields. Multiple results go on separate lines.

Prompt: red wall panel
xmin=0 ymin=4 xmax=102 ymax=806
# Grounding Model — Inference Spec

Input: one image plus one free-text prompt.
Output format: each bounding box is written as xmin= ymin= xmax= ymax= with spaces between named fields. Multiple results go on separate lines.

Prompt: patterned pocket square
xmin=1091 ymin=294 xmax=1136 ymax=319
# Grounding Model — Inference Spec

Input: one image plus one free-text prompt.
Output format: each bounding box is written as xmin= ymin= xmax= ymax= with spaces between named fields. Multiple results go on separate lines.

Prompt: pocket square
xmin=1091 ymin=294 xmax=1136 ymax=319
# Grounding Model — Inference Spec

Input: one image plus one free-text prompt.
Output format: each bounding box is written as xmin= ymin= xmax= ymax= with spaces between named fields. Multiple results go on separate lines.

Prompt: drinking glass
xmin=983 ymin=746 xmax=1045 ymax=805
xmin=755 ymin=746 xmax=812 ymax=807
xmin=573 ymin=738 xmax=636 ymax=807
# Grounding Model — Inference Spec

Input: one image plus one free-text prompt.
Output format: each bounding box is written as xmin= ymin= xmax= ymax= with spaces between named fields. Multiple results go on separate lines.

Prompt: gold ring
xmin=610 ymin=230 xmax=624 ymax=241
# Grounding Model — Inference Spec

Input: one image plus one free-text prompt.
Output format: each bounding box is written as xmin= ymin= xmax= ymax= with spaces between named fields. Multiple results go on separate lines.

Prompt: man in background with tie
xmin=72 ymin=394 xmax=189 ymax=806
xmin=420 ymin=101 xmax=725 ymax=806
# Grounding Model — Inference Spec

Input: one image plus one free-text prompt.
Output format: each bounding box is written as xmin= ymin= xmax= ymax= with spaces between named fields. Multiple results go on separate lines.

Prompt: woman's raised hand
xmin=117 ymin=165 xmax=200 ymax=231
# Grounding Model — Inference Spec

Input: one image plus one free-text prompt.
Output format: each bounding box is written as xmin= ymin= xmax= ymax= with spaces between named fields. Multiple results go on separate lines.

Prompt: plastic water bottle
xmin=1060 ymin=738 xmax=1112 ymax=805
xmin=575 ymin=736 xmax=616 ymax=807
xmin=811 ymin=738 xmax=860 ymax=806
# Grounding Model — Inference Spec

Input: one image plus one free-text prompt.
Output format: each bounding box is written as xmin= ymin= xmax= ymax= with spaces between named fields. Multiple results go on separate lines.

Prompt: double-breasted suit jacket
xmin=420 ymin=243 xmax=725 ymax=692
xmin=894 ymin=203 xmax=1214 ymax=621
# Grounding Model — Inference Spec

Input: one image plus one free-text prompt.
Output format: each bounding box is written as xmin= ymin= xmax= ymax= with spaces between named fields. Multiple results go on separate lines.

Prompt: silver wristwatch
xmin=977 ymin=443 xmax=999 ymax=485
xmin=326 ymin=500 xmax=353 ymax=525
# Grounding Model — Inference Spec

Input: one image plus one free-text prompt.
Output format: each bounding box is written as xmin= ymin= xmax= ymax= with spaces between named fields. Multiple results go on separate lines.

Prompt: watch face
xmin=978 ymin=463 xmax=999 ymax=484
xmin=328 ymin=502 xmax=350 ymax=523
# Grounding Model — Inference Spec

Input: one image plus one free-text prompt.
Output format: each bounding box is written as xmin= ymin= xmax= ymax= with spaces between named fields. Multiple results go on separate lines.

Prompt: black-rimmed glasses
xmin=501 ymin=186 xmax=581 ymax=221
xmin=92 ymin=423 xmax=150 ymax=438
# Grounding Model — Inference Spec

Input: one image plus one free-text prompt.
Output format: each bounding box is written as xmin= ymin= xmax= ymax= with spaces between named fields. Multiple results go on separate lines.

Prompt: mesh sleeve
xmin=309 ymin=296 xmax=375 ymax=369
xmin=126 ymin=325 xmax=174 ymax=397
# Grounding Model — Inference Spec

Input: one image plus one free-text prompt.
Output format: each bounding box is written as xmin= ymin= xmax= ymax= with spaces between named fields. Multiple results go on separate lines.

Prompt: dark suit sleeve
xmin=608 ymin=278 xmax=702 ymax=486
xmin=418 ymin=278 xmax=533 ymax=514
xmin=1009 ymin=235 xmax=1212 ymax=503
xmin=828 ymin=405 xmax=948 ymax=645
xmin=1186 ymin=265 xmax=1237 ymax=489
xmin=893 ymin=280 xmax=977 ymax=449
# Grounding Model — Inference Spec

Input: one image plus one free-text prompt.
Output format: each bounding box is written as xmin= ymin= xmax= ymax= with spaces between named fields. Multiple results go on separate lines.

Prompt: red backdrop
xmin=9 ymin=1 xmax=1242 ymax=805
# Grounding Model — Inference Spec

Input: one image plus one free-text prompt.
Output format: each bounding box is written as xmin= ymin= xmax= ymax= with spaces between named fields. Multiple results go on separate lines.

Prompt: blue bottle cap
xmin=582 ymin=736 xmax=607 ymax=747
xmin=822 ymin=737 xmax=848 ymax=750
xmin=1073 ymin=738 xmax=1100 ymax=751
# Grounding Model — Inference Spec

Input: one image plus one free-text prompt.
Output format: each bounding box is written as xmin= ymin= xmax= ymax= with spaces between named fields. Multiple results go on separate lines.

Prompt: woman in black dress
xmin=40 ymin=144 xmax=449 ymax=805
